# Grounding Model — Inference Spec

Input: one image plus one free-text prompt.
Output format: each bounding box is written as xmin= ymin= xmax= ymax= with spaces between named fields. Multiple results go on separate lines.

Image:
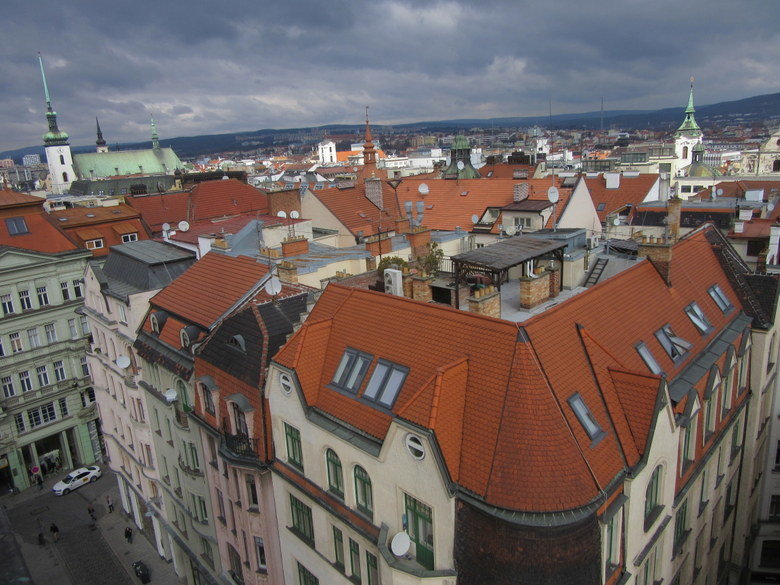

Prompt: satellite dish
xmin=418 ymin=183 xmax=429 ymax=195
xmin=390 ymin=532 xmax=411 ymax=557
xmin=505 ymin=225 xmax=517 ymax=236
xmin=115 ymin=355 xmax=131 ymax=369
xmin=162 ymin=222 xmax=171 ymax=231
xmin=178 ymin=220 xmax=190 ymax=232
xmin=471 ymin=214 xmax=479 ymax=224
xmin=716 ymin=188 xmax=724 ymax=196
xmin=290 ymin=210 xmax=300 ymax=219
xmin=547 ymin=187 xmax=559 ymax=203
xmin=612 ymin=217 xmax=620 ymax=226
xmin=264 ymin=276 xmax=282 ymax=296
xmin=277 ymin=210 xmax=287 ymax=218
xmin=163 ymin=388 xmax=178 ymax=403
xmin=457 ymin=160 xmax=465 ymax=171
xmin=353 ymin=167 xmax=358 ymax=172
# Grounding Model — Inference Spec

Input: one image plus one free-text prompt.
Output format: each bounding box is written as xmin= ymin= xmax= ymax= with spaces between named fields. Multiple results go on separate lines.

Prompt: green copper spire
xmin=38 ymin=54 xmax=70 ymax=146
xmin=675 ymin=76 xmax=702 ymax=137
xmin=150 ymin=116 xmax=160 ymax=150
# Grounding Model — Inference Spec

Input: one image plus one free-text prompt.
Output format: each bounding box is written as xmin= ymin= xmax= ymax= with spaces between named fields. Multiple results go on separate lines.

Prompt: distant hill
xmin=3 ymin=92 xmax=779 ymax=162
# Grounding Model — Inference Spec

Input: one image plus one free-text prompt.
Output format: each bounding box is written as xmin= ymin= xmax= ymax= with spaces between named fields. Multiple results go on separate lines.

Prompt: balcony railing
xmin=223 ymin=432 xmax=258 ymax=459
xmin=174 ymin=407 xmax=189 ymax=429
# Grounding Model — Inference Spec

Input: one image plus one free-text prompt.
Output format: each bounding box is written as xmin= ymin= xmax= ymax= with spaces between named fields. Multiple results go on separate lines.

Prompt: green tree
xmin=417 ymin=242 xmax=444 ymax=274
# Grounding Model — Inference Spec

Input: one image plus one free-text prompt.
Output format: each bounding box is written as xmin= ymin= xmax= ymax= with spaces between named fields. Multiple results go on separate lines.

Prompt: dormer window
xmin=567 ymin=393 xmax=606 ymax=443
xmin=332 ymin=349 xmax=372 ymax=393
xmin=85 ymin=239 xmax=104 ymax=250
xmin=362 ymin=360 xmax=408 ymax=408
xmin=150 ymin=311 xmax=167 ymax=334
xmin=708 ymin=284 xmax=733 ymax=313
xmin=121 ymin=233 xmax=138 ymax=243
xmin=655 ymin=325 xmax=692 ymax=362
xmin=227 ymin=334 xmax=246 ymax=352
xmin=180 ymin=325 xmax=199 ymax=349
xmin=685 ymin=302 xmax=712 ymax=334
xmin=636 ymin=342 xmax=664 ymax=375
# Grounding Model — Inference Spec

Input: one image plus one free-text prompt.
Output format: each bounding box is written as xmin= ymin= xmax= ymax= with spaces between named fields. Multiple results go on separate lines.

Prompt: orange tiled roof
xmin=478 ymin=164 xmax=537 ymax=179
xmin=584 ymin=173 xmax=659 ymax=223
xmin=728 ymin=218 xmax=774 ymax=239
xmin=48 ymin=204 xmax=150 ymax=256
xmin=149 ymin=253 xmax=269 ymax=328
xmin=0 ymin=212 xmax=79 ymax=254
xmin=0 ymin=189 xmax=45 ymax=207
xmin=275 ymin=226 xmax=745 ymax=512
xmin=310 ymin=181 xmax=402 ymax=237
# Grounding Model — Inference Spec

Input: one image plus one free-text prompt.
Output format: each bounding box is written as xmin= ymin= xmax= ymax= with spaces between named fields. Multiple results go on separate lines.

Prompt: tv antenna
xmin=547 ymin=186 xmax=559 ymax=232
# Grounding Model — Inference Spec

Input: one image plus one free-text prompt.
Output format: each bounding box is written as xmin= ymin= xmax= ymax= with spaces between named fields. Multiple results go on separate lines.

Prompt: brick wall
xmin=638 ymin=240 xmax=673 ymax=284
xmin=282 ymin=237 xmax=309 ymax=257
xmin=519 ymin=272 xmax=551 ymax=309
xmin=411 ymin=274 xmax=433 ymax=302
xmin=454 ymin=500 xmax=601 ymax=585
xmin=549 ymin=267 xmax=561 ymax=299
xmin=468 ymin=287 xmax=501 ymax=318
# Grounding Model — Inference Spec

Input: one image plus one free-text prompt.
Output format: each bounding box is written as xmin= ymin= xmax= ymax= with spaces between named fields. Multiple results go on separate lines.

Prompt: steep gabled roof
xmin=584 ymin=173 xmax=658 ymax=223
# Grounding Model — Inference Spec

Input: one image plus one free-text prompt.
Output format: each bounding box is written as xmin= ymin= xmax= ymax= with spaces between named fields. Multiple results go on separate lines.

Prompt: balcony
xmin=173 ymin=407 xmax=189 ymax=429
xmin=220 ymin=432 xmax=260 ymax=466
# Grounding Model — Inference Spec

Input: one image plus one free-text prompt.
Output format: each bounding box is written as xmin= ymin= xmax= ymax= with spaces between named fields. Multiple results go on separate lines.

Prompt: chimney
xmin=738 ymin=209 xmax=753 ymax=221
xmin=734 ymin=221 xmax=744 ymax=234
xmin=767 ymin=224 xmax=780 ymax=266
xmin=605 ymin=172 xmax=620 ymax=189
xmin=638 ymin=239 xmax=673 ymax=285
xmin=658 ymin=172 xmax=670 ymax=202
xmin=282 ymin=236 xmax=309 ymax=257
xmin=411 ymin=272 xmax=433 ymax=302
xmin=268 ymin=189 xmax=302 ymax=217
xmin=667 ymin=196 xmax=682 ymax=242
xmin=277 ymin=261 xmax=298 ymax=284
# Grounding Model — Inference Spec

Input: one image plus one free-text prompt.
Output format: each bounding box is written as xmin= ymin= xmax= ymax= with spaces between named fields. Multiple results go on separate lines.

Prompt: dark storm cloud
xmin=2 ymin=0 xmax=778 ymax=152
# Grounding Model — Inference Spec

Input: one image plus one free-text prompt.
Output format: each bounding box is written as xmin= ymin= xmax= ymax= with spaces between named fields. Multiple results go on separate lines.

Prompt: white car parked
xmin=52 ymin=466 xmax=102 ymax=495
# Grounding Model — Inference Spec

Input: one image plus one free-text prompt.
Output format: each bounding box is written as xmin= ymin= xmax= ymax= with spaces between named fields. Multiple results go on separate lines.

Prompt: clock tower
xmin=38 ymin=55 xmax=75 ymax=194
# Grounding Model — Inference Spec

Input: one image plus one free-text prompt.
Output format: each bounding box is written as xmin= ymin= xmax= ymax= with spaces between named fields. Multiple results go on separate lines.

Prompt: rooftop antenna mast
xmin=600 ymin=97 xmax=604 ymax=133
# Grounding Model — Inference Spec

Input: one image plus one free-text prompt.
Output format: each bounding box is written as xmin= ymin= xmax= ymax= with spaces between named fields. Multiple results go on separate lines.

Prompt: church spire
xmin=38 ymin=53 xmax=69 ymax=146
xmin=675 ymin=76 xmax=702 ymax=137
xmin=150 ymin=116 xmax=160 ymax=150
xmin=362 ymin=106 xmax=377 ymax=167
xmin=95 ymin=117 xmax=108 ymax=152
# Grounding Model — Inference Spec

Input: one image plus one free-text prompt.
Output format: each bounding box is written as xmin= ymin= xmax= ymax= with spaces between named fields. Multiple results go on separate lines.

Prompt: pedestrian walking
xmin=36 ymin=475 xmax=43 ymax=490
xmin=87 ymin=504 xmax=96 ymax=521
xmin=124 ymin=526 xmax=133 ymax=543
xmin=49 ymin=523 xmax=60 ymax=542
xmin=106 ymin=495 xmax=114 ymax=513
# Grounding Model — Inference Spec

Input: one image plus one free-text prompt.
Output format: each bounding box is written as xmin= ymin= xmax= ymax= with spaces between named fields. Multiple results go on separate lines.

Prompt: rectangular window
xmin=366 ymin=552 xmax=379 ymax=585
xmin=637 ymin=547 xmax=657 ymax=585
xmin=80 ymin=315 xmax=90 ymax=335
xmin=53 ymin=360 xmax=66 ymax=381
xmin=405 ymin=493 xmax=434 ymax=570
xmin=28 ymin=402 xmax=56 ymax=428
xmin=5 ymin=217 xmax=29 ymax=235
xmin=36 ymin=286 xmax=49 ymax=306
xmin=685 ymin=302 xmax=712 ymax=334
xmin=674 ymin=500 xmax=689 ymax=552
xmin=363 ymin=360 xmax=408 ymax=408
xmin=769 ymin=495 xmax=780 ymax=521
xmin=19 ymin=371 xmax=32 ymax=392
xmin=636 ymin=342 xmax=663 ymax=375
xmin=655 ymin=324 xmax=692 ymax=361
xmin=0 ymin=338 xmax=3 ymax=357
xmin=18 ymin=290 xmax=31 ymax=310
xmin=254 ymin=536 xmax=267 ymax=571
xmin=709 ymin=284 xmax=733 ymax=313
xmin=36 ymin=365 xmax=49 ymax=387
xmin=200 ymin=537 xmax=213 ymax=567
xmin=80 ymin=387 xmax=96 ymax=407
xmin=1 ymin=294 xmax=15 ymax=315
xmin=121 ymin=233 xmax=138 ymax=243
xmin=44 ymin=322 xmax=57 ymax=343
xmin=290 ymin=494 xmax=314 ymax=543
xmin=73 ymin=280 xmax=83 ymax=298
xmin=349 ymin=539 xmax=361 ymax=584
xmin=332 ymin=349 xmax=372 ymax=392
xmin=80 ymin=356 xmax=90 ymax=377
xmin=10 ymin=332 xmax=23 ymax=353
xmin=297 ymin=562 xmax=319 ymax=585
xmin=118 ymin=304 xmax=127 ymax=323
xmin=68 ymin=318 xmax=78 ymax=338
xmin=246 ymin=475 xmax=259 ymax=507
xmin=60 ymin=282 xmax=70 ymax=301
xmin=59 ymin=397 xmax=68 ymax=416
xmin=333 ymin=526 xmax=345 ymax=569
xmin=15 ymin=413 xmax=26 ymax=433
xmin=2 ymin=376 xmax=15 ymax=398
xmin=568 ymin=393 xmax=605 ymax=441
xmin=285 ymin=422 xmax=304 ymax=471
xmin=85 ymin=239 xmax=104 ymax=250
xmin=27 ymin=327 xmax=41 ymax=348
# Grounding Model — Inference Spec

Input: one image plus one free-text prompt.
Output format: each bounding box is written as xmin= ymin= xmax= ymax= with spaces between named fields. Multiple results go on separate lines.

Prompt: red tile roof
xmin=275 ymin=226 xmax=745 ymax=512
xmin=728 ymin=218 xmax=774 ymax=239
xmin=150 ymin=253 xmax=269 ymax=328
xmin=584 ymin=173 xmax=659 ymax=223
xmin=310 ymin=181 xmax=402 ymax=237
xmin=48 ymin=204 xmax=151 ymax=256
xmin=0 ymin=192 xmax=79 ymax=254
xmin=127 ymin=179 xmax=269 ymax=231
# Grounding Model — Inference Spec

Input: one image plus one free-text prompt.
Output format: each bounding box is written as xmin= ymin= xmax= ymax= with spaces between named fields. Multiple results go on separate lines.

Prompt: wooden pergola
xmin=451 ymin=236 xmax=567 ymax=308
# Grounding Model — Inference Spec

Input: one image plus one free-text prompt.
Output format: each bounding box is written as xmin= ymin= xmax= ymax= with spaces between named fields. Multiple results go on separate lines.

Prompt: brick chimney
xmin=411 ymin=272 xmax=433 ymax=302
xmin=468 ymin=286 xmax=501 ymax=319
xmin=277 ymin=261 xmax=298 ymax=284
xmin=638 ymin=236 xmax=673 ymax=285
xmin=407 ymin=227 xmax=431 ymax=258
xmin=281 ymin=236 xmax=309 ymax=257
xmin=365 ymin=234 xmax=392 ymax=257
xmin=667 ymin=196 xmax=682 ymax=242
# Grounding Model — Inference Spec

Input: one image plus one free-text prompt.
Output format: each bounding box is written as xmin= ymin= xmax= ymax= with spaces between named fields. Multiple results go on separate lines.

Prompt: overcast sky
xmin=2 ymin=0 xmax=779 ymax=153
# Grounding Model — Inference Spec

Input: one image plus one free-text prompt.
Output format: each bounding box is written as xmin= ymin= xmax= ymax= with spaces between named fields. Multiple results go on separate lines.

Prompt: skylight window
xmin=362 ymin=360 xmax=408 ymax=408
xmin=708 ymin=284 xmax=733 ymax=313
xmin=5 ymin=217 xmax=29 ymax=235
xmin=567 ymin=393 xmax=605 ymax=443
xmin=636 ymin=342 xmax=664 ymax=375
xmin=685 ymin=302 xmax=712 ymax=335
xmin=332 ymin=349 xmax=372 ymax=393
xmin=655 ymin=324 xmax=692 ymax=362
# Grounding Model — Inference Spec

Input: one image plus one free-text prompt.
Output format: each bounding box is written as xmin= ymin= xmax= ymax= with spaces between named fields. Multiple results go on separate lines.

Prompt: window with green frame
xmin=354 ymin=466 xmax=373 ymax=517
xmin=297 ymin=561 xmax=319 ymax=585
xmin=673 ymin=500 xmax=689 ymax=553
xmin=644 ymin=465 xmax=662 ymax=528
xmin=366 ymin=551 xmax=379 ymax=585
xmin=326 ymin=449 xmax=344 ymax=497
xmin=333 ymin=526 xmax=345 ymax=569
xmin=285 ymin=422 xmax=304 ymax=470
xmin=349 ymin=538 xmax=361 ymax=584
xmin=404 ymin=493 xmax=434 ymax=570
xmin=290 ymin=494 xmax=314 ymax=543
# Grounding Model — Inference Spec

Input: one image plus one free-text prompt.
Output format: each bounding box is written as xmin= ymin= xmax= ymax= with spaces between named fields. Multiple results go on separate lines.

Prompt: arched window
xmin=682 ymin=146 xmax=689 ymax=159
xmin=59 ymin=154 xmax=65 ymax=165
xmin=644 ymin=466 xmax=662 ymax=526
xmin=62 ymin=171 xmax=68 ymax=182
xmin=354 ymin=466 xmax=373 ymax=517
xmin=326 ymin=449 xmax=344 ymax=497
xmin=773 ymin=159 xmax=780 ymax=173
xmin=176 ymin=379 xmax=189 ymax=409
